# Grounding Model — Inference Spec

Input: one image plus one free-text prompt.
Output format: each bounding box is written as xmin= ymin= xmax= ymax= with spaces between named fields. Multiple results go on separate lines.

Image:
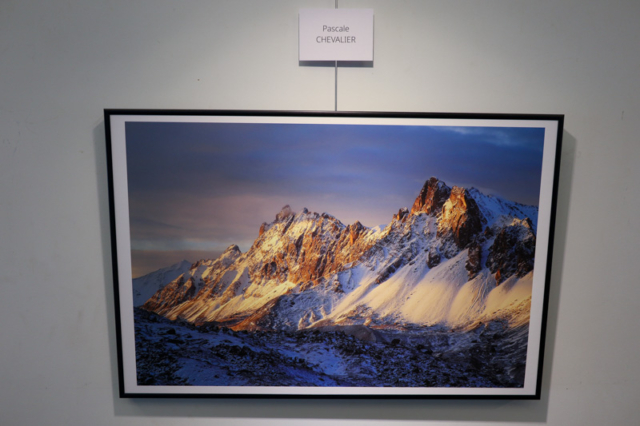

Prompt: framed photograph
xmin=105 ymin=110 xmax=562 ymax=398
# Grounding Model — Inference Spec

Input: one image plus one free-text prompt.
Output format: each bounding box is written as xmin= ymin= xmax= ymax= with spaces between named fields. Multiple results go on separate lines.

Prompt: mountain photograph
xmin=122 ymin=118 xmax=548 ymax=391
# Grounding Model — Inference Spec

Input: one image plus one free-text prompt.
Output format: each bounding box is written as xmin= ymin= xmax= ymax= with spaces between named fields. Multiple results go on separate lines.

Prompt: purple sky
xmin=125 ymin=120 xmax=545 ymax=277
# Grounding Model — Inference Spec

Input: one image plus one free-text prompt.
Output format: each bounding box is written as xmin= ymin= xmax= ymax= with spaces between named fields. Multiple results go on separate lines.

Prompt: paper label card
xmin=299 ymin=8 xmax=374 ymax=62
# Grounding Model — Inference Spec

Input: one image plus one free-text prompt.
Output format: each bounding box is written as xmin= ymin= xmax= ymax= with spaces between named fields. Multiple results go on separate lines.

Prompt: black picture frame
xmin=105 ymin=110 xmax=562 ymax=398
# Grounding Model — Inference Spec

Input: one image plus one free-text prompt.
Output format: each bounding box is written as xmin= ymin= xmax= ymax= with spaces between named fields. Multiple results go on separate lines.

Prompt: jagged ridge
xmin=137 ymin=177 xmax=538 ymax=332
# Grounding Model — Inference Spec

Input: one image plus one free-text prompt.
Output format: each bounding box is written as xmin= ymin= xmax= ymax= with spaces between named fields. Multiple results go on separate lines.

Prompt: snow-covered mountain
xmin=140 ymin=177 xmax=538 ymax=332
xmin=132 ymin=260 xmax=192 ymax=306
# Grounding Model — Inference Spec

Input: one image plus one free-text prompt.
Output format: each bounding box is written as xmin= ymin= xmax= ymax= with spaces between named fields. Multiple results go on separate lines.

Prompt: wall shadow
xmin=93 ymin=121 xmax=128 ymax=410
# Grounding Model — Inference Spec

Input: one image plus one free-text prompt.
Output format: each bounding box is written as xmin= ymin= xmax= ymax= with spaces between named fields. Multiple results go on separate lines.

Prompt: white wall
xmin=1 ymin=1 xmax=639 ymax=425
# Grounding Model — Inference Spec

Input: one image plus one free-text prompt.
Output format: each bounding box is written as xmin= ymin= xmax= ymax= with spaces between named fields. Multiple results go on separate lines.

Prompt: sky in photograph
xmin=125 ymin=120 xmax=545 ymax=277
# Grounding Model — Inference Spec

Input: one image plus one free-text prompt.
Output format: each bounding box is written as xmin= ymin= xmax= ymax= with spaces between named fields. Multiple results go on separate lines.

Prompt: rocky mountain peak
xmin=213 ymin=244 xmax=243 ymax=270
xmin=224 ymin=244 xmax=241 ymax=255
xmin=486 ymin=217 xmax=536 ymax=284
xmin=220 ymin=245 xmax=242 ymax=263
xmin=393 ymin=207 xmax=410 ymax=222
xmin=410 ymin=177 xmax=452 ymax=216
xmin=275 ymin=205 xmax=294 ymax=222
xmin=346 ymin=221 xmax=365 ymax=245
xmin=438 ymin=186 xmax=485 ymax=248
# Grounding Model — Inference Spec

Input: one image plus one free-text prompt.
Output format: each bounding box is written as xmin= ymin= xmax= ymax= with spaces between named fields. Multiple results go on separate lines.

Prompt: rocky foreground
xmin=134 ymin=308 xmax=527 ymax=388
